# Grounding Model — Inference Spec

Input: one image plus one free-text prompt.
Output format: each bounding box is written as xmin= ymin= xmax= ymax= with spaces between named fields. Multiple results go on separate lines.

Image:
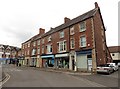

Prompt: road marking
xmin=0 ymin=73 xmax=10 ymax=86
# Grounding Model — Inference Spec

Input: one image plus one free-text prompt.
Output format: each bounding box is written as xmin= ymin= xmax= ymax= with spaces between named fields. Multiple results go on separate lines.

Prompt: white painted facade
xmin=110 ymin=52 xmax=120 ymax=60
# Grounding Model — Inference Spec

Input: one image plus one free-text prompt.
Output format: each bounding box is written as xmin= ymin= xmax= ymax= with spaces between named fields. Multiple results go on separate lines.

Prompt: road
xmin=1 ymin=64 xmax=119 ymax=88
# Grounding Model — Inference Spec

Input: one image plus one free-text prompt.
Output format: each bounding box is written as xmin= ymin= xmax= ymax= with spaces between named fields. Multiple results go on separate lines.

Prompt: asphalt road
xmin=1 ymin=64 xmax=119 ymax=88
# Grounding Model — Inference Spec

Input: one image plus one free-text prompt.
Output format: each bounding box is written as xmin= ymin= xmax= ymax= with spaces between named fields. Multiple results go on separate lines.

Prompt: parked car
xmin=97 ymin=64 xmax=114 ymax=74
xmin=117 ymin=62 xmax=120 ymax=67
xmin=107 ymin=63 xmax=118 ymax=71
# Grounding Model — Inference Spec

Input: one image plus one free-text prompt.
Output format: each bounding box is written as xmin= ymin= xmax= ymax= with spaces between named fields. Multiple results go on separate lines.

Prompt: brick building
xmin=0 ymin=44 xmax=21 ymax=64
xmin=108 ymin=46 xmax=120 ymax=64
xmin=22 ymin=2 xmax=112 ymax=72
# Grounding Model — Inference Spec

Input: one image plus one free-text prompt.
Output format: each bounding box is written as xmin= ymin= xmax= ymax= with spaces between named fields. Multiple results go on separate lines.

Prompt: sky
xmin=0 ymin=0 xmax=119 ymax=48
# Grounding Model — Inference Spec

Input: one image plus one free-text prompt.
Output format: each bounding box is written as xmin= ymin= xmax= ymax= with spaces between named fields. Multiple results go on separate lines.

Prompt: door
xmin=76 ymin=54 xmax=87 ymax=70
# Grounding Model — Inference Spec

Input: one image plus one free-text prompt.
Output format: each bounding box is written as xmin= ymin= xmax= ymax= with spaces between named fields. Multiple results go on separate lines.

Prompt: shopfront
xmin=55 ymin=53 xmax=69 ymax=69
xmin=30 ymin=57 xmax=37 ymax=67
xmin=41 ymin=55 xmax=54 ymax=68
xmin=76 ymin=49 xmax=92 ymax=72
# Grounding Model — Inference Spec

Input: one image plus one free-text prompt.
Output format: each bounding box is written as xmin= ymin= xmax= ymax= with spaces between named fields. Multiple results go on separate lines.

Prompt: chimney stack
xmin=64 ymin=17 xmax=70 ymax=23
xmin=95 ymin=2 xmax=99 ymax=8
xmin=39 ymin=28 xmax=45 ymax=35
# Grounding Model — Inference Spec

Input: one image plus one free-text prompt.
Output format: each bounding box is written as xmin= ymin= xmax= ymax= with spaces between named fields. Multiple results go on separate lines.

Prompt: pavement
xmin=19 ymin=65 xmax=93 ymax=76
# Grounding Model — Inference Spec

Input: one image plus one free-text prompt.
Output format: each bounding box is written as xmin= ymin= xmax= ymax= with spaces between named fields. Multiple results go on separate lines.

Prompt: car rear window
xmin=99 ymin=64 xmax=110 ymax=67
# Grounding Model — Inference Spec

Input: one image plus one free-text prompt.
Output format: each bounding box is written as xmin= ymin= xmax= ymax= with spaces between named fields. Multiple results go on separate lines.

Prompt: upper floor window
xmin=46 ymin=45 xmax=52 ymax=53
xmin=37 ymin=47 xmax=40 ymax=54
xmin=70 ymin=38 xmax=75 ymax=49
xmin=22 ymin=45 xmax=24 ymax=49
xmin=60 ymin=31 xmax=64 ymax=38
xmin=32 ymin=49 xmax=36 ymax=55
xmin=37 ymin=40 xmax=40 ymax=45
xmin=27 ymin=50 xmax=29 ymax=55
xmin=42 ymin=45 xmax=44 ymax=54
xmin=80 ymin=21 xmax=86 ymax=32
xmin=70 ymin=26 xmax=74 ymax=35
xmin=28 ymin=43 xmax=30 ymax=47
xmin=42 ymin=39 xmax=44 ymax=44
xmin=58 ymin=41 xmax=66 ymax=52
xmin=25 ymin=44 xmax=27 ymax=48
xmin=80 ymin=36 xmax=86 ymax=47
xmin=48 ymin=36 xmax=52 ymax=42
xmin=33 ymin=41 xmax=36 ymax=46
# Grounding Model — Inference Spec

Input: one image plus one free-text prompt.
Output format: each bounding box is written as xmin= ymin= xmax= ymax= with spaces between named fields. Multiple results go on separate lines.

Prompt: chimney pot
xmin=95 ymin=2 xmax=99 ymax=8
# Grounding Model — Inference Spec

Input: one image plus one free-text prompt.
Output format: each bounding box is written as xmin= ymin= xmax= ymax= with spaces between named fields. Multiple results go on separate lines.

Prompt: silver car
xmin=97 ymin=64 xmax=114 ymax=74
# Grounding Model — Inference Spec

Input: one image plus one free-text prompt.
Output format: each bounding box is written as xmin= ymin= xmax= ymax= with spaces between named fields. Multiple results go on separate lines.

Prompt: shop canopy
xmin=41 ymin=55 xmax=54 ymax=59
xmin=0 ymin=58 xmax=10 ymax=60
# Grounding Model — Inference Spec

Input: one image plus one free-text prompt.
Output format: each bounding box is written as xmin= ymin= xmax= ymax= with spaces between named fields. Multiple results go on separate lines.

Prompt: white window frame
xmin=79 ymin=21 xmax=86 ymax=32
xmin=37 ymin=47 xmax=40 ymax=54
xmin=28 ymin=43 xmax=30 ymax=47
xmin=70 ymin=26 xmax=74 ymax=35
xmin=42 ymin=46 xmax=44 ymax=54
xmin=32 ymin=49 xmax=36 ymax=55
xmin=27 ymin=50 xmax=29 ymax=55
xmin=42 ymin=39 xmax=44 ymax=44
xmin=80 ymin=36 xmax=86 ymax=47
xmin=70 ymin=38 xmax=75 ymax=49
xmin=48 ymin=36 xmax=52 ymax=42
xmin=33 ymin=41 xmax=36 ymax=46
xmin=60 ymin=31 xmax=64 ymax=38
xmin=37 ymin=40 xmax=40 ymax=45
xmin=46 ymin=45 xmax=52 ymax=54
xmin=58 ymin=40 xmax=66 ymax=52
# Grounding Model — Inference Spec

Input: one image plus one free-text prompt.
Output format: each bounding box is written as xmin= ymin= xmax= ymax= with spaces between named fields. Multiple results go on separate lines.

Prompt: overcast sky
xmin=0 ymin=0 xmax=119 ymax=47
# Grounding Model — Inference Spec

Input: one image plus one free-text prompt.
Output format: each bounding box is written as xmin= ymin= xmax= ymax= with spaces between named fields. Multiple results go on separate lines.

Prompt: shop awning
xmin=55 ymin=53 xmax=69 ymax=58
xmin=0 ymin=58 xmax=10 ymax=60
xmin=41 ymin=55 xmax=54 ymax=59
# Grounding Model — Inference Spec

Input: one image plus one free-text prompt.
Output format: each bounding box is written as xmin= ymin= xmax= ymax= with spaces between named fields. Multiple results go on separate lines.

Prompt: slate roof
xmin=108 ymin=46 xmax=120 ymax=53
xmin=41 ymin=8 xmax=98 ymax=37
xmin=22 ymin=7 xmax=99 ymax=43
